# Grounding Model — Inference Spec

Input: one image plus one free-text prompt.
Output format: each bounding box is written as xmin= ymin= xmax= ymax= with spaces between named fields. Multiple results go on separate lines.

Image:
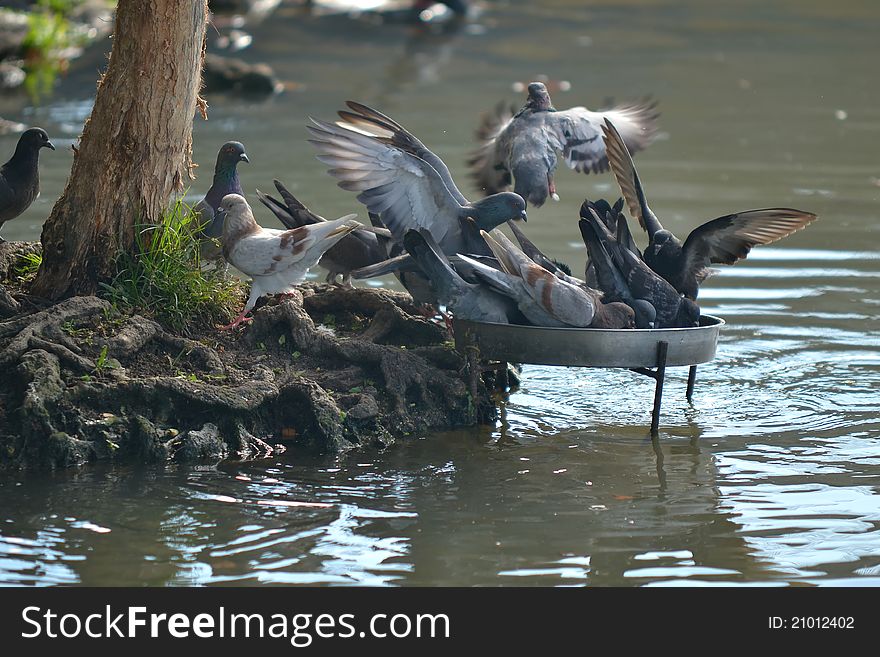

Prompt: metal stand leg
xmin=650 ymin=341 xmax=668 ymax=436
xmin=686 ymin=365 xmax=697 ymax=402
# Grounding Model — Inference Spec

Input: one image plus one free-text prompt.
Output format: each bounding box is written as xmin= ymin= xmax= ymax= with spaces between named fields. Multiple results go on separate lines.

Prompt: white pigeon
xmin=218 ymin=193 xmax=361 ymax=329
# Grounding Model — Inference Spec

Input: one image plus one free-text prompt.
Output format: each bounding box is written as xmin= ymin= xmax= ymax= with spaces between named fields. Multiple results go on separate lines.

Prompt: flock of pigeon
xmin=0 ymin=82 xmax=817 ymax=333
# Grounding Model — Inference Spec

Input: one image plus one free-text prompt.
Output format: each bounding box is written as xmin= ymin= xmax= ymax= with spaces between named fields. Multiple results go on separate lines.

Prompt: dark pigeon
xmin=580 ymin=205 xmax=699 ymax=329
xmin=403 ymin=228 xmax=516 ymax=324
xmin=256 ymin=179 xmax=387 ymax=286
xmin=602 ymin=118 xmax=817 ymax=300
xmin=194 ymin=141 xmax=249 ymax=260
xmin=469 ymin=82 xmax=659 ymax=207
xmin=579 ymin=200 xmax=657 ymax=329
xmin=0 ymin=127 xmax=54 ymax=241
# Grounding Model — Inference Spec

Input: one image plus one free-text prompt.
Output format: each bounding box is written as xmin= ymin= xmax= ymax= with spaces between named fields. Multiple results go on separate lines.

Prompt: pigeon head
xmin=595 ymin=301 xmax=635 ymax=329
xmin=629 ymin=299 xmax=657 ymax=329
xmin=470 ymin=191 xmax=527 ymax=229
xmin=525 ymin=82 xmax=554 ymax=112
xmin=15 ymin=127 xmax=55 ymax=156
xmin=218 ymin=193 xmax=258 ymax=244
xmin=215 ymin=141 xmax=249 ymax=173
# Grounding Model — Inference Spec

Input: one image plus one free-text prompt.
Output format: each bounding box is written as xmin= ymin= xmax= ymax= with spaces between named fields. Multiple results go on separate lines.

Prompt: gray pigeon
xmin=403 ymin=228 xmax=516 ymax=324
xmin=469 ymin=82 xmax=659 ymax=206
xmin=478 ymin=229 xmax=634 ymax=329
xmin=0 ymin=127 xmax=54 ymax=241
xmin=602 ymin=118 xmax=817 ymax=300
xmin=194 ymin=141 xmax=249 ymax=260
xmin=580 ymin=207 xmax=699 ymax=329
xmin=218 ymin=193 xmax=361 ymax=329
xmin=256 ymin=179 xmax=387 ymax=286
xmin=307 ymin=109 xmax=527 ymax=258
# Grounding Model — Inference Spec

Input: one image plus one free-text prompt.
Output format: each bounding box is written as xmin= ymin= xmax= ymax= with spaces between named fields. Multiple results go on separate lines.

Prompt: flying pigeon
xmin=218 ymin=193 xmax=361 ymax=329
xmin=0 ymin=127 xmax=54 ymax=241
xmin=194 ymin=141 xmax=249 ymax=261
xmin=602 ymin=118 xmax=817 ymax=300
xmin=256 ymin=179 xmax=387 ymax=286
xmin=468 ymin=82 xmax=659 ymax=206
xmin=579 ymin=205 xmax=699 ymax=329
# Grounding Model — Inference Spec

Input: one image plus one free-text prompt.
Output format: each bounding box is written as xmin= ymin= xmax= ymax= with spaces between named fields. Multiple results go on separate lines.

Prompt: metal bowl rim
xmin=454 ymin=314 xmax=725 ymax=333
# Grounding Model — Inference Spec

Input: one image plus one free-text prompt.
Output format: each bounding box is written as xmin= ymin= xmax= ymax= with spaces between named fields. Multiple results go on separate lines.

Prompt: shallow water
xmin=1 ymin=0 xmax=879 ymax=586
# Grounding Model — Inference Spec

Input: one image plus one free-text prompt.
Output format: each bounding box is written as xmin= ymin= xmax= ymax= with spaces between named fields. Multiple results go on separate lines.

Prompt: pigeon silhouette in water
xmin=194 ymin=141 xmax=249 ymax=261
xmin=579 ymin=199 xmax=657 ymax=329
xmin=403 ymin=228 xmax=517 ymax=324
xmin=579 ymin=204 xmax=699 ymax=329
xmin=218 ymin=194 xmax=361 ymax=329
xmin=0 ymin=127 xmax=55 ymax=241
xmin=468 ymin=82 xmax=659 ymax=207
xmin=602 ymin=118 xmax=817 ymax=300
xmin=256 ymin=179 xmax=388 ymax=286
xmin=307 ymin=107 xmax=527 ymax=258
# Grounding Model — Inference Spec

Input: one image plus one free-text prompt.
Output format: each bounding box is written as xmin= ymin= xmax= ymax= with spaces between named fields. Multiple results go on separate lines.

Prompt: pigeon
xmin=503 ymin=217 xmax=584 ymax=288
xmin=478 ymin=229 xmax=634 ymax=329
xmin=578 ymin=200 xmax=657 ymax=329
xmin=602 ymin=118 xmax=817 ymax=300
xmin=468 ymin=82 xmax=659 ymax=206
xmin=403 ymin=228 xmax=517 ymax=324
xmin=307 ymin=108 xmax=527 ymax=258
xmin=0 ymin=127 xmax=55 ymax=241
xmin=194 ymin=141 xmax=249 ymax=261
xmin=256 ymin=179 xmax=387 ymax=286
xmin=579 ymin=206 xmax=699 ymax=329
xmin=218 ymin=193 xmax=361 ymax=329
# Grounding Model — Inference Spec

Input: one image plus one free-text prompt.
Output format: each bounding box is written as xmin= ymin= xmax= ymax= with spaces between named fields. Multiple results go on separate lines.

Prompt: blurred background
xmin=0 ymin=0 xmax=879 ymax=587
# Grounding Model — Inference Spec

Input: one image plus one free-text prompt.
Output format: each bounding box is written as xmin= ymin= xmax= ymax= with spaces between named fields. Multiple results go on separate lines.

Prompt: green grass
xmin=100 ymin=199 xmax=245 ymax=333
xmin=13 ymin=251 xmax=43 ymax=282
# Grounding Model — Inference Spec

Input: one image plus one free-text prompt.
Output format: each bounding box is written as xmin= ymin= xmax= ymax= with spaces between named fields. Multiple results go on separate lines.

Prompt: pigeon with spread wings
xmin=602 ymin=118 xmax=817 ymax=300
xmin=307 ymin=109 xmax=526 ymax=259
xmin=468 ymin=82 xmax=659 ymax=207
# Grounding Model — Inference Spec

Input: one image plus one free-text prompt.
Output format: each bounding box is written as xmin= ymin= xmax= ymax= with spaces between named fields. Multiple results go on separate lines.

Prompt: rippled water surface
xmin=1 ymin=0 xmax=879 ymax=586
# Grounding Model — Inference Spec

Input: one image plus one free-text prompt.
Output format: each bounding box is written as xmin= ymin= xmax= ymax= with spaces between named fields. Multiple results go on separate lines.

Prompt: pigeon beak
xmin=240 ymin=153 xmax=249 ymax=163
xmin=45 ymin=141 xmax=56 ymax=151
xmin=520 ymin=210 xmax=528 ymax=222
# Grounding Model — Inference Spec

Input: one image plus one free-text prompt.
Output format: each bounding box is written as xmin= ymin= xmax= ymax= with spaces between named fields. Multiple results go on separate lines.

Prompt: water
xmin=1 ymin=0 xmax=880 ymax=586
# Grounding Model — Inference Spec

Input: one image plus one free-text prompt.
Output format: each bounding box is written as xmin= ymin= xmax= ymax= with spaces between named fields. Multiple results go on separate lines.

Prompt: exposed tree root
xmin=0 ymin=280 xmax=494 ymax=471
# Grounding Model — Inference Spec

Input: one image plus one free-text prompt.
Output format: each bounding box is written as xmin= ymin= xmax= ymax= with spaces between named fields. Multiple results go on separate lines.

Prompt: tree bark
xmin=32 ymin=0 xmax=209 ymax=300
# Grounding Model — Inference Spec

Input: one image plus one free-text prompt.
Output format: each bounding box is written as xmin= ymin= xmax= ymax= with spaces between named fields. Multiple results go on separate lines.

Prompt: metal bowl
xmin=453 ymin=315 xmax=725 ymax=369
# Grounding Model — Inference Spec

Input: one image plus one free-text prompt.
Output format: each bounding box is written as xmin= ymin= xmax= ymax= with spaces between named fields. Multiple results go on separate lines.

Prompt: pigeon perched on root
xmin=469 ymin=82 xmax=659 ymax=207
xmin=0 ymin=127 xmax=55 ymax=241
xmin=218 ymin=193 xmax=361 ymax=329
xmin=194 ymin=141 xmax=249 ymax=262
xmin=602 ymin=118 xmax=817 ymax=300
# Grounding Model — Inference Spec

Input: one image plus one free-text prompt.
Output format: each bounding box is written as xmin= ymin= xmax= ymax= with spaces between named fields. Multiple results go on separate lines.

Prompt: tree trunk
xmin=32 ymin=0 xmax=209 ymax=300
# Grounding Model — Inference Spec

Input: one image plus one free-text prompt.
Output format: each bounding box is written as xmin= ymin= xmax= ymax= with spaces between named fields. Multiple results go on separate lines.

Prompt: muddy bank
xmin=0 ymin=241 xmax=502 ymax=471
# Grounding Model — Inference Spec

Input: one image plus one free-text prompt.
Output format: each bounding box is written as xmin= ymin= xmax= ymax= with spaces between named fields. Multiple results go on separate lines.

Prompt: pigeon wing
xmin=308 ymin=118 xmax=463 ymax=249
xmin=467 ymin=101 xmax=517 ymax=195
xmin=680 ymin=208 xmax=817 ymax=277
xmin=602 ymin=117 xmax=664 ymax=237
xmin=549 ymin=99 xmax=659 ymax=175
